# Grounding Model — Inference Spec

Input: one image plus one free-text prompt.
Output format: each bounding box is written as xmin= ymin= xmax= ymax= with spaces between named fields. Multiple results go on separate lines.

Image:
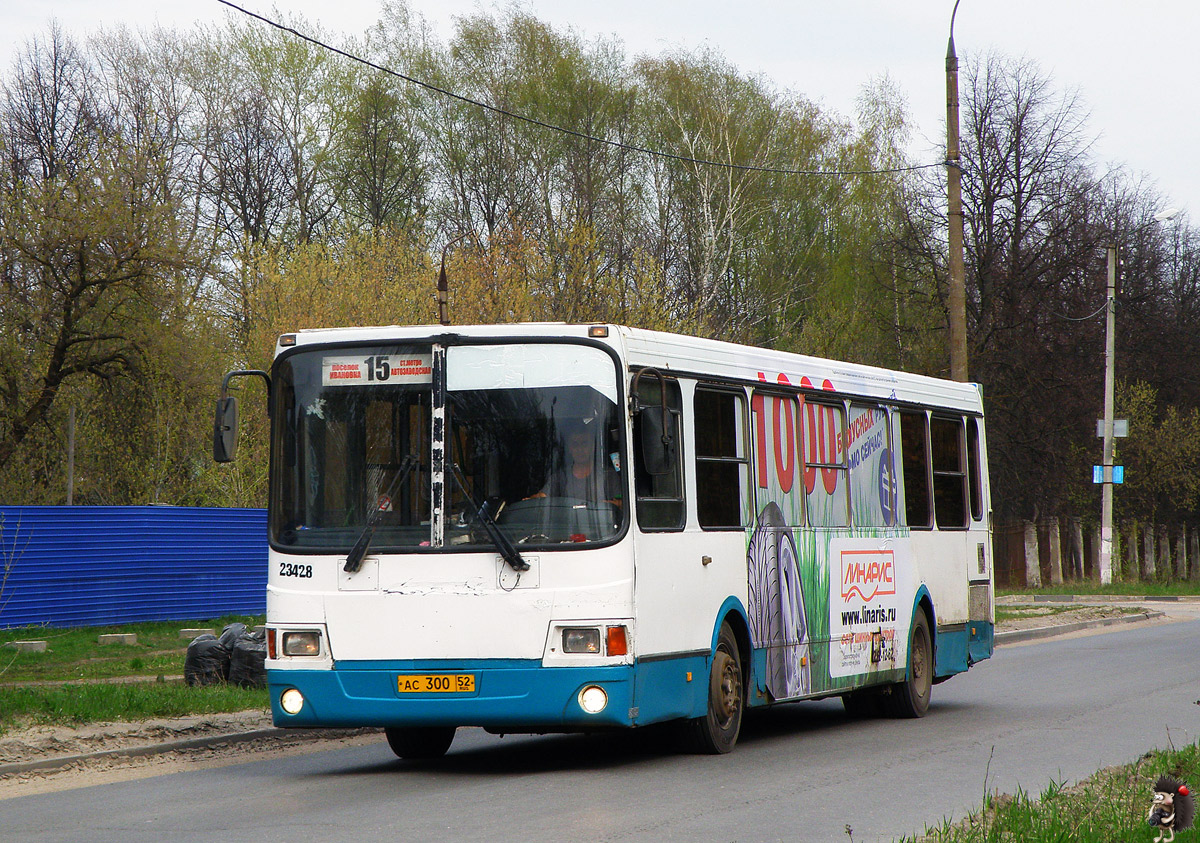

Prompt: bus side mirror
xmin=212 ymin=369 xmax=271 ymax=464
xmin=213 ymin=396 xmax=240 ymax=463
xmin=638 ymin=405 xmax=676 ymax=476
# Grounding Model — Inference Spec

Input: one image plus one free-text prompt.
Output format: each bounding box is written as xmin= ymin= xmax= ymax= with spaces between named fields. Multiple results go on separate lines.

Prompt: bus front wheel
xmin=885 ymin=611 xmax=932 ymax=718
xmin=688 ymin=622 xmax=743 ymax=754
xmin=385 ymin=726 xmax=456 ymax=759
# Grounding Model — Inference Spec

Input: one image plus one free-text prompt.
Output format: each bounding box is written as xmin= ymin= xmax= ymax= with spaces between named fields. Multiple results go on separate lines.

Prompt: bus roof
xmin=277 ymin=323 xmax=984 ymax=414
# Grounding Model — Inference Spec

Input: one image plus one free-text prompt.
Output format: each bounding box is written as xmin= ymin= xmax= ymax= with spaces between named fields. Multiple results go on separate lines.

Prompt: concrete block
xmin=98 ymin=633 xmax=137 ymax=646
xmin=179 ymin=628 xmax=215 ymax=639
xmin=3 ymin=640 xmax=48 ymax=653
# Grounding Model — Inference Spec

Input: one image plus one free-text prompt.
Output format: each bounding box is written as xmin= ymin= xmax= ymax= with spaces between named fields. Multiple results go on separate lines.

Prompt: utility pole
xmin=1099 ymin=244 xmax=1117 ymax=584
xmin=1098 ymin=211 xmax=1177 ymax=582
xmin=946 ymin=1 xmax=968 ymax=382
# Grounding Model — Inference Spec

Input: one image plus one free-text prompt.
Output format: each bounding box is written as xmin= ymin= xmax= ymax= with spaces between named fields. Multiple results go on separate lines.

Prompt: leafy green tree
xmin=1115 ymin=380 xmax=1200 ymax=525
xmin=328 ymin=75 xmax=427 ymax=233
xmin=635 ymin=49 xmax=782 ymax=334
xmin=235 ymin=12 xmax=341 ymax=244
xmin=767 ymin=76 xmax=928 ymax=368
xmin=0 ymin=138 xmax=191 ymax=474
xmin=0 ymin=25 xmax=212 ymax=499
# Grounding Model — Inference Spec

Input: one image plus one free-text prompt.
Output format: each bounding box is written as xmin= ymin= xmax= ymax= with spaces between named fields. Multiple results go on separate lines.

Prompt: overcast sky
xmin=2 ymin=0 xmax=1195 ymax=224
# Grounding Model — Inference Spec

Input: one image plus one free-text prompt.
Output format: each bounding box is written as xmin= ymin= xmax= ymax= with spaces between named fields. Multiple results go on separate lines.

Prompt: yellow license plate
xmin=397 ymin=674 xmax=476 ymax=693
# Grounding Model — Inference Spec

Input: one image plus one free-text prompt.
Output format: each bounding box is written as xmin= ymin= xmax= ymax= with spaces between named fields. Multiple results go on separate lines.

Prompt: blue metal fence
xmin=0 ymin=506 xmax=267 ymax=629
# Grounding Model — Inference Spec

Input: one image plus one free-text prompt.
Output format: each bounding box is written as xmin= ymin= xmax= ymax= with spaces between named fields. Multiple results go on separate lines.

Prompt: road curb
xmin=994 ymin=609 xmax=1165 ymax=646
xmin=0 ymin=726 xmax=376 ymax=778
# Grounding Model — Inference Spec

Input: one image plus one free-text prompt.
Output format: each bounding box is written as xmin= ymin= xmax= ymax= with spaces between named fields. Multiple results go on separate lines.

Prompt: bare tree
xmin=1 ymin=21 xmax=102 ymax=182
xmin=204 ymin=88 xmax=294 ymax=246
xmin=938 ymin=54 xmax=1106 ymax=520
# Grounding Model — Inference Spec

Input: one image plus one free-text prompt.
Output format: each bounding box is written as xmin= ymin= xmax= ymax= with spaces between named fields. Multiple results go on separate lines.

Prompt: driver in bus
xmin=529 ymin=420 xmax=623 ymax=507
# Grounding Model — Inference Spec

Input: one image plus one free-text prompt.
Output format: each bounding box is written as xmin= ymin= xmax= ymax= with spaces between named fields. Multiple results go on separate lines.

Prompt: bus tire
xmin=884 ymin=610 xmax=932 ymax=718
xmin=385 ymin=726 xmax=456 ymax=759
xmin=688 ymin=622 xmax=743 ymax=754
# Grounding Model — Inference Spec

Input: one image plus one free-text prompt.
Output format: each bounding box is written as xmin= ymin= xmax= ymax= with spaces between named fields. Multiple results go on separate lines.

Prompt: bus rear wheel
xmin=688 ymin=622 xmax=743 ymax=754
xmin=884 ymin=611 xmax=932 ymax=718
xmin=385 ymin=726 xmax=456 ymax=759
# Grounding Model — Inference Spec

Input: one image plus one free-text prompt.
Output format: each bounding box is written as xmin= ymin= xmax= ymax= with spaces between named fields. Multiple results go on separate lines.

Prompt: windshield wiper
xmin=344 ymin=454 xmax=417 ymax=573
xmin=450 ymin=463 xmax=529 ymax=572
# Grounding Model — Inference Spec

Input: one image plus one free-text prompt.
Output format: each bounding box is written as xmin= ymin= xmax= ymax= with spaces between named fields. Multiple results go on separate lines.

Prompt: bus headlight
xmin=578 ymin=685 xmax=608 ymax=714
xmin=562 ymin=628 xmax=601 ymax=654
xmin=280 ymin=688 xmax=305 ymax=715
xmin=282 ymin=631 xmax=321 ymax=656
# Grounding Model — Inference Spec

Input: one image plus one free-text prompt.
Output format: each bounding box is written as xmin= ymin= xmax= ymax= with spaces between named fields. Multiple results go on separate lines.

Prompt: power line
xmin=217 ymin=0 xmax=945 ymax=179
xmin=1051 ymin=301 xmax=1109 ymax=322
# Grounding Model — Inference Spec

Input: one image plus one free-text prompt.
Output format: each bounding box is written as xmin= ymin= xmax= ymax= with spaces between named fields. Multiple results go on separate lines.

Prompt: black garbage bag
xmin=228 ymin=629 xmax=267 ymax=688
xmin=218 ymin=622 xmax=248 ymax=650
xmin=184 ymin=633 xmax=230 ymax=686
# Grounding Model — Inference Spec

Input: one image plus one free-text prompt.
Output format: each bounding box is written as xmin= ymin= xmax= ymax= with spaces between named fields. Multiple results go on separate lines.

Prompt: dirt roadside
xmin=0 ymin=599 xmax=1187 ymax=798
xmin=0 ymin=712 xmax=381 ymax=799
xmin=996 ymin=602 xmax=1152 ymax=632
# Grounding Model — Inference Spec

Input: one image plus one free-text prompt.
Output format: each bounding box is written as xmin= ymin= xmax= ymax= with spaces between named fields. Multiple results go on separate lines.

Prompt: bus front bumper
xmin=268 ymin=661 xmax=635 ymax=731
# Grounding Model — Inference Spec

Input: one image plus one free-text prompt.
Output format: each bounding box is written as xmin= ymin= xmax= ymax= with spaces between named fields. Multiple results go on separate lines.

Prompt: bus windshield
xmin=270 ymin=342 xmax=625 ymax=551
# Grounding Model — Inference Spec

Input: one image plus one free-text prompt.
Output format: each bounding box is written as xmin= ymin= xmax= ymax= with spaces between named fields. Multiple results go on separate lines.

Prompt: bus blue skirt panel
xmin=933 ymin=621 xmax=994 ymax=678
xmin=269 ymin=660 xmax=637 ymax=730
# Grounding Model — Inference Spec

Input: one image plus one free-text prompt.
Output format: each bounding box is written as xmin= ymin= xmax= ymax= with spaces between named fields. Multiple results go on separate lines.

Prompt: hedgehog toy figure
xmin=1148 ymin=776 xmax=1195 ymax=843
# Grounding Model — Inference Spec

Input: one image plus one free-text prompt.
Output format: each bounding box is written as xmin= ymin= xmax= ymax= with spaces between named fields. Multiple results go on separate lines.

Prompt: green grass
xmin=910 ymin=585 xmax=1200 ymax=842
xmin=0 ymin=615 xmax=264 ymax=683
xmin=902 ymin=742 xmax=1200 ymax=842
xmin=0 ymin=616 xmax=269 ymax=735
xmin=0 ymin=682 xmax=269 ymax=734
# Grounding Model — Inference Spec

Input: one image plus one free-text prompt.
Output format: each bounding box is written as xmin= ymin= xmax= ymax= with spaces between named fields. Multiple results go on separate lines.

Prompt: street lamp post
xmin=946 ymin=0 xmax=968 ymax=382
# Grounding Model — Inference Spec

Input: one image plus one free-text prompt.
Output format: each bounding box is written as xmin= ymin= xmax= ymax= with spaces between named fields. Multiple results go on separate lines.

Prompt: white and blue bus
xmin=214 ymin=323 xmax=993 ymax=756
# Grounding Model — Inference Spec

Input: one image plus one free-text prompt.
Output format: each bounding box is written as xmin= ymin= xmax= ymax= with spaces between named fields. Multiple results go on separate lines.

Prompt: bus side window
xmin=694 ymin=387 xmax=748 ymax=529
xmin=750 ymin=390 xmax=804 ymax=527
xmin=847 ymin=404 xmax=893 ymax=527
xmin=931 ymin=416 xmax=967 ymax=529
xmin=967 ymin=417 xmax=984 ymax=522
xmin=633 ymin=377 xmax=685 ymax=530
xmin=802 ymin=399 xmax=849 ymax=527
xmin=899 ymin=412 xmax=931 ymax=529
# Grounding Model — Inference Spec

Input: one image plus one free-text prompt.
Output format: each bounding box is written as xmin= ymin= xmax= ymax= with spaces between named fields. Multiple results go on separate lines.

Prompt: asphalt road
xmin=5 ymin=618 xmax=1199 ymax=843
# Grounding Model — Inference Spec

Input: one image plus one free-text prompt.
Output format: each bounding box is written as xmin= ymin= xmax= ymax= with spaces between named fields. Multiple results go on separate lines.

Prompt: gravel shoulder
xmin=0 ymin=711 xmax=379 ymax=800
xmin=996 ymin=602 xmax=1144 ymax=631
xmin=0 ymin=598 xmax=1186 ymax=798
xmin=0 ymin=709 xmax=274 ymax=768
